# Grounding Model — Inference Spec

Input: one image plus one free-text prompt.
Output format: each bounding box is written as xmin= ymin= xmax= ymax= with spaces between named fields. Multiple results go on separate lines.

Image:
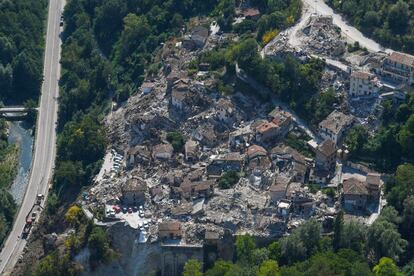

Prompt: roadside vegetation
xmin=33 ymin=207 xmax=115 ymax=275
xmin=0 ymin=0 xmax=47 ymax=246
xmin=0 ymin=119 xmax=18 ymax=245
xmin=327 ymin=0 xmax=414 ymax=54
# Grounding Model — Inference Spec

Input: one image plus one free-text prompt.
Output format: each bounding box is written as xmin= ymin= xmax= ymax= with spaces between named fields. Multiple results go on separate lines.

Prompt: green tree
xmin=345 ymin=125 xmax=369 ymax=157
xmin=398 ymin=114 xmax=414 ymax=159
xmin=401 ymin=196 xmax=414 ymax=240
xmin=333 ymin=210 xmax=344 ymax=251
xmin=64 ymin=205 xmax=83 ymax=225
xmin=88 ymin=227 xmax=113 ymax=267
xmin=373 ymin=257 xmax=402 ymax=276
xmin=218 ymin=171 xmax=240 ymax=189
xmin=183 ymin=258 xmax=203 ymax=276
xmin=268 ymin=241 xmax=281 ymax=261
xmin=258 ymin=260 xmax=280 ymax=276
xmin=387 ymin=1 xmax=409 ymax=34
xmin=235 ymin=234 xmax=256 ymax=265
xmin=367 ymin=220 xmax=407 ymax=262
xmin=339 ymin=221 xmax=366 ymax=254
xmin=166 ymin=132 xmax=185 ymax=152
xmin=253 ymin=248 xmax=270 ymax=266
xmin=205 ymin=260 xmax=240 ymax=276
xmin=387 ymin=163 xmax=414 ymax=211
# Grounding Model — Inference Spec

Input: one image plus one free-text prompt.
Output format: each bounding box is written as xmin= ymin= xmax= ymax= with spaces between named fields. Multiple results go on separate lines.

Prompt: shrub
xmin=219 ymin=171 xmax=240 ymax=189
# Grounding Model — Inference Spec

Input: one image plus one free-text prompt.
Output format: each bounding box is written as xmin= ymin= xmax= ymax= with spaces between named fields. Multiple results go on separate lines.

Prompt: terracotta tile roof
xmin=387 ymin=52 xmax=414 ymax=67
xmin=256 ymin=122 xmax=278 ymax=134
xmin=269 ymin=175 xmax=290 ymax=192
xmin=247 ymin=145 xmax=267 ymax=158
xmin=343 ymin=177 xmax=368 ymax=196
xmin=351 ymin=71 xmax=373 ymax=80
xmin=317 ymin=139 xmax=337 ymax=157
xmin=159 ymin=221 xmax=182 ymax=232
xmin=366 ymin=173 xmax=381 ymax=187
xmin=319 ymin=111 xmax=353 ymax=135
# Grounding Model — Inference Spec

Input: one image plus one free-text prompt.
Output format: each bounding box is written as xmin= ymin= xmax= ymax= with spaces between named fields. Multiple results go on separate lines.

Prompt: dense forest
xmin=326 ymin=0 xmax=414 ymax=53
xmin=0 ymin=0 xmax=47 ymax=103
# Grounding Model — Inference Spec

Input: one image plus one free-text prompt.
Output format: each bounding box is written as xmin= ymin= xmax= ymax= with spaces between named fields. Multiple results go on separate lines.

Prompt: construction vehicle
xmin=36 ymin=193 xmax=44 ymax=205
xmin=22 ymin=219 xmax=33 ymax=239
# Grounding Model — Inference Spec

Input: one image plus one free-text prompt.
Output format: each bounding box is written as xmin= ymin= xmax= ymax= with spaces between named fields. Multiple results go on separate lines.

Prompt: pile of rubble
xmin=299 ymin=15 xmax=346 ymax=57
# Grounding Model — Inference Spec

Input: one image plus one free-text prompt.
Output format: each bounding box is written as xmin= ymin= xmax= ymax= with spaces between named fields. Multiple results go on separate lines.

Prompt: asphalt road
xmin=0 ymin=0 xmax=63 ymax=273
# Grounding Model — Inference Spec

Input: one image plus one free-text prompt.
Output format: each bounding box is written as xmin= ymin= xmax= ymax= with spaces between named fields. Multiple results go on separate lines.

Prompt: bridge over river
xmin=0 ymin=106 xmax=38 ymax=120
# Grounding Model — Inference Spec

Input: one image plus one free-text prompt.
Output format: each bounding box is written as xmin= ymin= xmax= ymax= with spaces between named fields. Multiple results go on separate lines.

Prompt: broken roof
xmin=317 ymin=139 xmax=337 ymax=157
xmin=205 ymin=231 xmax=219 ymax=240
xmin=256 ymin=121 xmax=278 ymax=134
xmin=271 ymin=145 xmax=306 ymax=164
xmin=351 ymin=70 xmax=373 ymax=80
xmin=366 ymin=173 xmax=381 ymax=187
xmin=159 ymin=221 xmax=182 ymax=231
xmin=319 ymin=111 xmax=353 ymax=135
xmin=343 ymin=177 xmax=368 ymax=196
xmin=269 ymin=175 xmax=291 ymax=192
xmin=191 ymin=26 xmax=209 ymax=42
xmin=185 ymin=139 xmax=198 ymax=155
xmin=386 ymin=51 xmax=414 ymax=67
xmin=247 ymin=145 xmax=267 ymax=159
xmin=122 ymin=178 xmax=146 ymax=193
xmin=152 ymin=143 xmax=174 ymax=157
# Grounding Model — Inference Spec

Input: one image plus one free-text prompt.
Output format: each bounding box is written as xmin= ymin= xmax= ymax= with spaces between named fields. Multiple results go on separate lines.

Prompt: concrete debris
xmin=80 ymin=17 xmax=387 ymax=254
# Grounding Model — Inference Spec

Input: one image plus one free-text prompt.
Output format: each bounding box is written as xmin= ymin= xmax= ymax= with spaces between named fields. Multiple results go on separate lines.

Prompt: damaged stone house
xmin=318 ymin=110 xmax=354 ymax=145
xmin=121 ymin=178 xmax=147 ymax=205
xmin=185 ymin=139 xmax=199 ymax=163
xmin=183 ymin=26 xmax=209 ymax=50
xmin=207 ymin=152 xmax=244 ymax=177
xmin=269 ymin=175 xmax=291 ymax=203
xmin=216 ymin=98 xmax=235 ymax=123
xmin=158 ymin=221 xmax=183 ymax=240
xmin=270 ymin=145 xmax=310 ymax=183
xmin=228 ymin=125 xmax=254 ymax=150
xmin=177 ymin=179 xmax=216 ymax=200
xmin=152 ymin=143 xmax=174 ymax=161
xmin=126 ymin=145 xmax=151 ymax=168
xmin=381 ymin=51 xmax=414 ymax=86
xmin=342 ymin=173 xmax=382 ymax=211
xmin=245 ymin=145 xmax=271 ymax=174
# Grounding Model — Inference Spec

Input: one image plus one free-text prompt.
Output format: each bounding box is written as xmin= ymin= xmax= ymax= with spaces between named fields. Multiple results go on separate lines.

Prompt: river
xmin=7 ymin=121 xmax=34 ymax=205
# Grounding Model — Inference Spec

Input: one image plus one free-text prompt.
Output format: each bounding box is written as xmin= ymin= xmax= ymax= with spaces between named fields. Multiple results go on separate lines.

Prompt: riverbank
xmin=0 ymin=122 xmax=20 ymax=191
xmin=0 ymin=120 xmax=20 ymax=245
xmin=7 ymin=121 xmax=34 ymax=205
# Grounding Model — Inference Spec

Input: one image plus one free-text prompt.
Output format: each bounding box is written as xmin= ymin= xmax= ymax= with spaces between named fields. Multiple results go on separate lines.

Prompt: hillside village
xmin=73 ymin=5 xmax=414 ymax=276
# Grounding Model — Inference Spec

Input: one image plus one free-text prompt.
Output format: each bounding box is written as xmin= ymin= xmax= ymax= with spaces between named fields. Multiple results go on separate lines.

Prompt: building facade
xmin=349 ymin=71 xmax=380 ymax=97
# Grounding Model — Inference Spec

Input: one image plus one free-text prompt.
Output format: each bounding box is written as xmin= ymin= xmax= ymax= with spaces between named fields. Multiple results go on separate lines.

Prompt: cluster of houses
xmin=102 ymin=23 xmax=392 ymax=252
xmin=349 ymin=51 xmax=414 ymax=99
